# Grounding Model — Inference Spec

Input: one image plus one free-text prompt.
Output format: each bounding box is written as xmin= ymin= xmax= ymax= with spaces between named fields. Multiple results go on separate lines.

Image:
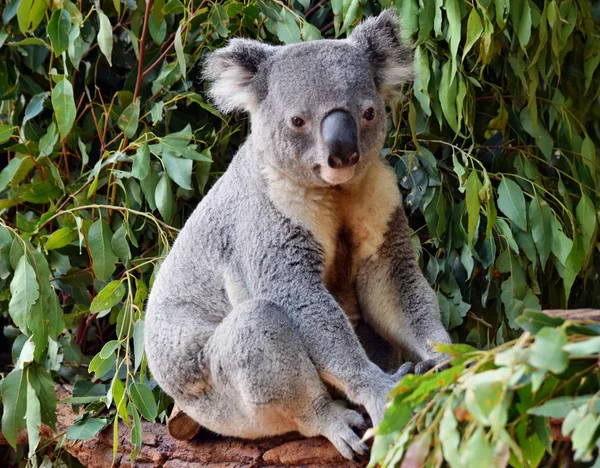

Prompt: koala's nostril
xmin=347 ymin=152 xmax=359 ymax=166
xmin=328 ymin=155 xmax=343 ymax=168
xmin=328 ymin=152 xmax=359 ymax=168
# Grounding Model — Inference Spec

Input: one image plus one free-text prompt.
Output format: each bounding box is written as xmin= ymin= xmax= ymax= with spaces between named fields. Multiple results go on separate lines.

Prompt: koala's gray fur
xmin=144 ymin=10 xmax=451 ymax=459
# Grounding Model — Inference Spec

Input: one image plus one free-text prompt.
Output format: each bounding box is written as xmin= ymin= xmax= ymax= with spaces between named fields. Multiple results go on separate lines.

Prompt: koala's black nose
xmin=322 ymin=110 xmax=359 ymax=169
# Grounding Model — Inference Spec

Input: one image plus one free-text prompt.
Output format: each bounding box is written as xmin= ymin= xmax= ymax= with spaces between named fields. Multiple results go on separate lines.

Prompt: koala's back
xmin=144 ymin=145 xmax=270 ymax=395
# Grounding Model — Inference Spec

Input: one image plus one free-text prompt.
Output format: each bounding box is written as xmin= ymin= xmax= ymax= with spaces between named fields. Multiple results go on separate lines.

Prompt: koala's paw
xmin=321 ymin=401 xmax=369 ymax=461
xmin=414 ymin=355 xmax=451 ymax=374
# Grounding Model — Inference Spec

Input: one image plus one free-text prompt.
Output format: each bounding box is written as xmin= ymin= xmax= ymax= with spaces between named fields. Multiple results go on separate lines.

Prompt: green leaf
xmin=47 ymin=9 xmax=71 ymax=56
xmin=66 ymin=417 xmax=109 ymax=440
xmin=162 ymin=153 xmax=192 ymax=190
xmin=528 ymin=395 xmax=600 ymax=418
xmin=563 ymin=336 xmax=600 ymax=356
xmin=97 ymin=10 xmax=113 ymax=66
xmin=497 ymin=177 xmax=527 ymax=231
xmin=133 ymin=318 xmax=145 ymax=371
xmin=90 ymin=280 xmax=126 ymax=313
xmin=1 ymin=369 xmax=27 ymax=449
xmin=155 ymin=173 xmax=175 ymax=221
xmin=17 ymin=0 xmax=34 ymax=34
xmin=439 ymin=61 xmax=458 ymax=133
xmin=518 ymin=0 xmax=532 ymax=48
xmin=174 ymin=25 xmax=186 ymax=80
xmin=38 ymin=122 xmax=58 ymax=157
xmin=46 ymin=227 xmax=77 ymax=250
xmin=581 ymin=135 xmax=596 ymax=178
xmin=129 ymin=382 xmax=158 ymax=421
xmin=29 ymin=250 xmax=64 ymax=359
xmin=111 ymin=225 xmax=131 ymax=265
xmin=210 ymin=4 xmax=229 ymax=37
xmin=26 ymin=379 xmax=41 ymax=458
xmin=461 ymin=427 xmax=493 ymax=467
xmin=51 ymin=79 xmax=76 ymax=140
xmin=110 ymin=377 xmax=129 ymax=425
xmin=413 ymin=47 xmax=431 ymax=116
xmin=161 ymin=124 xmax=192 ymax=150
xmin=117 ymin=99 xmax=140 ymax=139
xmin=22 ymin=92 xmax=50 ymax=127
xmin=0 ymin=157 xmax=24 ymax=191
xmin=29 ymin=0 xmax=47 ymax=30
xmin=564 ymin=234 xmax=584 ymax=300
xmin=576 ymin=193 xmax=596 ymax=256
xmin=439 ymin=406 xmax=461 ymax=466
xmin=129 ymin=403 xmax=143 ymax=461
xmin=571 ymin=413 xmax=600 ymax=458
xmin=149 ymin=11 xmax=167 ymax=45
xmin=529 ymin=198 xmax=553 ymax=269
xmin=445 ymin=0 xmax=461 ymax=83
xmin=132 ymin=142 xmax=150 ymax=180
xmin=27 ymin=366 xmax=56 ymax=430
xmin=463 ymin=8 xmax=483 ymax=59
xmin=9 ymin=256 xmax=39 ymax=332
xmin=342 ymin=0 xmax=361 ymax=32
xmin=530 ymin=327 xmax=568 ymax=374
xmin=301 ymin=22 xmax=322 ymax=41
xmin=466 ymin=170 xmax=481 ymax=249
xmin=87 ymin=219 xmax=118 ymax=282
xmin=89 ymin=340 xmax=118 ymax=378
xmin=277 ymin=8 xmax=301 ymax=44
xmin=0 ymin=124 xmax=15 ymax=144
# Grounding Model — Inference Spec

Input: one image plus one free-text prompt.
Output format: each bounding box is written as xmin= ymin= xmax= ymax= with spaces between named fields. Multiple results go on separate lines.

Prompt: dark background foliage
xmin=0 ymin=0 xmax=598 ymax=465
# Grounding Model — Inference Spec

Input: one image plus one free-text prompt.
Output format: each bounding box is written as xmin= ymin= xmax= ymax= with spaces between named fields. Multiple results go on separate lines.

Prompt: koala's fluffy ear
xmin=349 ymin=10 xmax=413 ymax=99
xmin=203 ymin=39 xmax=277 ymax=114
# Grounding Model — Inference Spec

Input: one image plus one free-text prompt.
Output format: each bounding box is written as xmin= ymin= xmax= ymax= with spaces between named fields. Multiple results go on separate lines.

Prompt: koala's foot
xmin=299 ymin=400 xmax=368 ymax=461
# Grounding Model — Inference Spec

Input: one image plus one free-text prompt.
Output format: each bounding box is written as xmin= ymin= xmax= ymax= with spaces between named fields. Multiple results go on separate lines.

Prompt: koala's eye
xmin=291 ymin=116 xmax=305 ymax=127
xmin=363 ymin=108 xmax=375 ymax=121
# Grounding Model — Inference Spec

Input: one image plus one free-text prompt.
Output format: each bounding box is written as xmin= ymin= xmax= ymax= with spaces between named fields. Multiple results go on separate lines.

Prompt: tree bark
xmin=1 ymin=385 xmax=364 ymax=467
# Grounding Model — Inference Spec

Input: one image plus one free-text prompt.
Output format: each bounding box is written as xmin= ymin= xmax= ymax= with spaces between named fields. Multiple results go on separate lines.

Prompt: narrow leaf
xmin=497 ymin=178 xmax=527 ymax=231
xmin=129 ymin=382 xmax=158 ymax=421
xmin=87 ymin=220 xmax=118 ymax=281
xmin=97 ymin=10 xmax=113 ymax=66
xmin=51 ymin=79 xmax=76 ymax=140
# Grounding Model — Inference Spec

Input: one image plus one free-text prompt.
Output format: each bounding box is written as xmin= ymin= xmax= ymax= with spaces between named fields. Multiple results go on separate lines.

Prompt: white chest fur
xmin=264 ymin=160 xmax=401 ymax=325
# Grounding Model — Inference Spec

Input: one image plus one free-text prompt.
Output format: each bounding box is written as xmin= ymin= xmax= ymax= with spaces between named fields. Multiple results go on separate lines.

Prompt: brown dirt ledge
xmin=1 ymin=385 xmax=366 ymax=468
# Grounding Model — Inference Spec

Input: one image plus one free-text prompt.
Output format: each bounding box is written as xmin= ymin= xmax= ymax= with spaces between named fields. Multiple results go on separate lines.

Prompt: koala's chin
xmin=319 ymin=165 xmax=356 ymax=186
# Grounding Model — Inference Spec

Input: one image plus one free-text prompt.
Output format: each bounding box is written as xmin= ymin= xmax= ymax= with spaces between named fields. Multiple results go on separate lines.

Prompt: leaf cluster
xmin=370 ymin=311 xmax=600 ymax=467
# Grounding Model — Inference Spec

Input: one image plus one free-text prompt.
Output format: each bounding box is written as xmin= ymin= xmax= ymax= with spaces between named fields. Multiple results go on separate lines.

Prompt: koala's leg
xmin=177 ymin=299 xmax=368 ymax=460
xmin=357 ymin=207 xmax=451 ymax=374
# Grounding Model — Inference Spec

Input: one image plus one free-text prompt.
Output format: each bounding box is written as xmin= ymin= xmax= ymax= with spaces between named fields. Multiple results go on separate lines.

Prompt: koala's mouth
xmin=316 ymin=164 xmax=356 ymax=186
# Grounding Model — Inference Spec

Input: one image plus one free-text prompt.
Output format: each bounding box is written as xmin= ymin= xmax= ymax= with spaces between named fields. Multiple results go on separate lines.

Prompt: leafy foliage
xmin=369 ymin=311 xmax=600 ymax=467
xmin=0 ymin=0 xmax=598 ymax=465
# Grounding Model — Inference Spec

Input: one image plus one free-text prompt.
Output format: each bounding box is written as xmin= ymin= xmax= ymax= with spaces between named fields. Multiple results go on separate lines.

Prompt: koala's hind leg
xmin=177 ymin=299 xmax=368 ymax=460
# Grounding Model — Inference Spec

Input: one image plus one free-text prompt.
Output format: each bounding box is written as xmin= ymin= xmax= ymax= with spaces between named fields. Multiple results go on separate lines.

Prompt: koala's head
xmin=203 ymin=10 xmax=413 ymax=187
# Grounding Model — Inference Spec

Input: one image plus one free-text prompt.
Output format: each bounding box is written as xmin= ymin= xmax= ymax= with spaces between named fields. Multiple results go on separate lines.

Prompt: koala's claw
xmin=392 ymin=361 xmax=415 ymax=380
xmin=414 ymin=356 xmax=450 ymax=374
xmin=322 ymin=404 xmax=369 ymax=460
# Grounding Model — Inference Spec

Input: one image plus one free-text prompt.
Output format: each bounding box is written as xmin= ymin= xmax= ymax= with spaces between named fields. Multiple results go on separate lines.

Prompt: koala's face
xmin=204 ymin=10 xmax=413 ymax=187
xmin=252 ymin=42 xmax=387 ymax=187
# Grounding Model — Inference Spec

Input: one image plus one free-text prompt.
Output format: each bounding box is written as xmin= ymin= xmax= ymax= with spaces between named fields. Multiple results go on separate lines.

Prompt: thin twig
xmin=133 ymin=0 xmax=153 ymax=103
xmin=141 ymin=0 xmax=209 ymax=80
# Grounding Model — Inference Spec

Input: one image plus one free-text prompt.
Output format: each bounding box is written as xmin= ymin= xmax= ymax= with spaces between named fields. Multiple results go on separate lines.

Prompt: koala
xmin=144 ymin=10 xmax=451 ymax=460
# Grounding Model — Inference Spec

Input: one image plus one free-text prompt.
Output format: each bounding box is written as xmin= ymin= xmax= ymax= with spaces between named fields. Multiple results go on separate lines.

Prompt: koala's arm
xmin=359 ymin=207 xmax=451 ymax=372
